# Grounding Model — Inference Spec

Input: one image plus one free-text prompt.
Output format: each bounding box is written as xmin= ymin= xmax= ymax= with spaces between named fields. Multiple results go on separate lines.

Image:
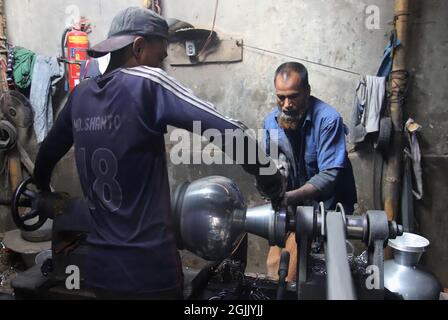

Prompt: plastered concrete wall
xmin=164 ymin=0 xmax=392 ymax=127
xmin=4 ymin=0 xmax=141 ymax=57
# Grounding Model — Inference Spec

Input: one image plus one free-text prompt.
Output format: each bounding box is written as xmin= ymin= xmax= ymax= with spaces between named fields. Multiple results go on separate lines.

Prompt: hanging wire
xmin=238 ymin=43 xmax=362 ymax=76
xmin=197 ymin=0 xmax=219 ymax=57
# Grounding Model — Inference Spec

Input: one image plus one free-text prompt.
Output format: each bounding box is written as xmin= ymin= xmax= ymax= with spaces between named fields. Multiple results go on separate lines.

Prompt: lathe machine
xmin=10 ymin=176 xmax=403 ymax=300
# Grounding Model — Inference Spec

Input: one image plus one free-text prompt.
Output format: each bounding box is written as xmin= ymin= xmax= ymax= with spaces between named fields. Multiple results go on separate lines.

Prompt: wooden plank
xmin=168 ymin=39 xmax=243 ymax=66
xmin=16 ymin=142 xmax=34 ymax=174
xmin=7 ymin=147 xmax=22 ymax=192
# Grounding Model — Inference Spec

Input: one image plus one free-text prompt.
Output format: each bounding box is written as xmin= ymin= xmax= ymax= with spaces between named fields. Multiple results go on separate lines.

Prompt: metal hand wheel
xmin=11 ymin=177 xmax=47 ymax=231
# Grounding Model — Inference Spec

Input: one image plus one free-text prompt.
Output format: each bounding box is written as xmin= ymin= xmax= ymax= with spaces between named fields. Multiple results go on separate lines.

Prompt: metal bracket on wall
xmin=168 ymin=39 xmax=243 ymax=66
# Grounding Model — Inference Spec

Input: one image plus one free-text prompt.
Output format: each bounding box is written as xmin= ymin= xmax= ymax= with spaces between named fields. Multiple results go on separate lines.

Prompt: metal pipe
xmin=346 ymin=216 xmax=368 ymax=240
xmin=245 ymin=204 xmax=274 ymax=241
xmin=383 ymin=0 xmax=411 ymax=221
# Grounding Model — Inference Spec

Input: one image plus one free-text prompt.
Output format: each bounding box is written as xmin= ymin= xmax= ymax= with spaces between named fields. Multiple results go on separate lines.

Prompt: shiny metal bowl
xmin=172 ymin=176 xmax=247 ymax=261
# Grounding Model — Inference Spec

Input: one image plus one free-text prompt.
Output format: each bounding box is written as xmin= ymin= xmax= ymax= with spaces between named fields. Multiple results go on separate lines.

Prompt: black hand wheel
xmin=11 ymin=177 xmax=47 ymax=231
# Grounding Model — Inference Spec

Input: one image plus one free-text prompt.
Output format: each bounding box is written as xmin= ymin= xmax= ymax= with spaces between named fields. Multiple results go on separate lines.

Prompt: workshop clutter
xmin=1 ymin=18 xmax=93 ymax=143
xmin=4 ymin=45 xmax=64 ymax=143
xmin=0 ymin=16 xmax=95 ymax=292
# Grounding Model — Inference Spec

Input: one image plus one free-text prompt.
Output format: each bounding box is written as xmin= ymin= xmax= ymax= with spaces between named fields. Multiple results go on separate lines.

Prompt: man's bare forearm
xmin=285 ymin=183 xmax=321 ymax=206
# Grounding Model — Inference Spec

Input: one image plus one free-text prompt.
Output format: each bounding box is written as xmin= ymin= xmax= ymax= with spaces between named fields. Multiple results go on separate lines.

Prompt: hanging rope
xmin=388 ymin=69 xmax=410 ymax=105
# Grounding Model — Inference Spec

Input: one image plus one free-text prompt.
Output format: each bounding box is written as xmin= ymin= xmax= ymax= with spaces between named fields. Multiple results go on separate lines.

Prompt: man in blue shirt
xmin=33 ymin=7 xmax=282 ymax=299
xmin=264 ymin=62 xmax=357 ymax=281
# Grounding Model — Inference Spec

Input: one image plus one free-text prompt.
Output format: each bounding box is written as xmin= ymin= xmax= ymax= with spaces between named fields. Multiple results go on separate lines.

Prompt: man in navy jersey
xmin=33 ymin=7 xmax=283 ymax=299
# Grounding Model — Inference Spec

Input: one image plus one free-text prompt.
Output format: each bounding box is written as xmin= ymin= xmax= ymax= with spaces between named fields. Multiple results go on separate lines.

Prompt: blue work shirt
xmin=263 ymin=96 xmax=357 ymax=213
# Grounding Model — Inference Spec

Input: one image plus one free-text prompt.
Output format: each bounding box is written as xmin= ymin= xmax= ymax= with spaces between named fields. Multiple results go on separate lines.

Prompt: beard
xmin=278 ymin=110 xmax=305 ymax=130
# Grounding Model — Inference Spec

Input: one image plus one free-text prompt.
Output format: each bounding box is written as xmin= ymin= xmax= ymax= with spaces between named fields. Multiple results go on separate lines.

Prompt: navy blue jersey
xmin=34 ymin=66 xmax=277 ymax=294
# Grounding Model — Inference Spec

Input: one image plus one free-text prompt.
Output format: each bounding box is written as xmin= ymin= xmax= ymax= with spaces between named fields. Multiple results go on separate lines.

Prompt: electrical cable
xmin=193 ymin=0 xmax=362 ymax=76
xmin=238 ymin=42 xmax=362 ymax=76
xmin=198 ymin=0 xmax=219 ymax=57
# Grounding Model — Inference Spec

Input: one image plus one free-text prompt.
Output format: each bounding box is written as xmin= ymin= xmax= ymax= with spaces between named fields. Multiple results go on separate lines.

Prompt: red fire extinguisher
xmin=63 ymin=20 xmax=91 ymax=91
xmin=66 ymin=29 xmax=88 ymax=91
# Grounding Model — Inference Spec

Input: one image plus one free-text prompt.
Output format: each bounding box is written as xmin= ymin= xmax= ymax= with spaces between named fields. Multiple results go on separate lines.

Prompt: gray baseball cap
xmin=88 ymin=7 xmax=169 ymax=58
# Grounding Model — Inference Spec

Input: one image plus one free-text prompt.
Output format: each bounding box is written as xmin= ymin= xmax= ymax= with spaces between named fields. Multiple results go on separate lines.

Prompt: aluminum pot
xmin=384 ymin=232 xmax=442 ymax=300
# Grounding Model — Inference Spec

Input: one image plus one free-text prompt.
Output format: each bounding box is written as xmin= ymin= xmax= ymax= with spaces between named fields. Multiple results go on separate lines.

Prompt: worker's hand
xmin=255 ymin=152 xmax=289 ymax=210
xmin=270 ymin=194 xmax=287 ymax=212
xmin=31 ymin=190 xmax=54 ymax=220
xmin=33 ymin=179 xmax=51 ymax=193
xmin=35 ymin=191 xmax=71 ymax=220
xmin=255 ymin=171 xmax=286 ymax=210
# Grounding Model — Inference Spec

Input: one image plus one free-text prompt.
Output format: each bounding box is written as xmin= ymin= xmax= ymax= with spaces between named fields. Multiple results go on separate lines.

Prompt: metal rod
xmin=346 ymin=216 xmax=368 ymax=240
xmin=383 ymin=0 xmax=411 ymax=221
xmin=325 ymin=211 xmax=356 ymax=300
xmin=276 ymin=251 xmax=290 ymax=300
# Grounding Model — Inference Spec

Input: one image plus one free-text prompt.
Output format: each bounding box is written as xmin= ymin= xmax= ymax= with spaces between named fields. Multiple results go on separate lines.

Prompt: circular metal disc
xmin=388 ymin=232 xmax=430 ymax=253
xmin=0 ymin=91 xmax=34 ymax=128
